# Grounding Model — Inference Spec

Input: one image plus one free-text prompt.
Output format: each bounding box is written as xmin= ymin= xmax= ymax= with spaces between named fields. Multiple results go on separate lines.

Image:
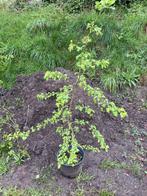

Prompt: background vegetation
xmin=0 ymin=0 xmax=147 ymax=91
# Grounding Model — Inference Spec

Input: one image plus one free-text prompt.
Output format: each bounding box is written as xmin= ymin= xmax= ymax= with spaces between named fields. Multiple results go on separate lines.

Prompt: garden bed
xmin=0 ymin=69 xmax=147 ymax=195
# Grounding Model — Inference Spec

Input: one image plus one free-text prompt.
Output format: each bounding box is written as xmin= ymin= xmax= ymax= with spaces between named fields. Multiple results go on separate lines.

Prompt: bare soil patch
xmin=0 ymin=69 xmax=147 ymax=195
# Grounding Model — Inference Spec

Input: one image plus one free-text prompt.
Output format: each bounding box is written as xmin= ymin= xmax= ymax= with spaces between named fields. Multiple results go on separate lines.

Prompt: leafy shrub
xmin=0 ymin=22 xmax=127 ymax=168
xmin=36 ymin=22 xmax=127 ymax=167
xmin=24 ymin=22 xmax=127 ymax=167
xmin=0 ymin=106 xmax=30 ymax=164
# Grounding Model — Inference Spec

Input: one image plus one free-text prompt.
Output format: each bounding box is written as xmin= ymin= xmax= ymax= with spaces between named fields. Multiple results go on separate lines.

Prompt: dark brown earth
xmin=0 ymin=69 xmax=147 ymax=196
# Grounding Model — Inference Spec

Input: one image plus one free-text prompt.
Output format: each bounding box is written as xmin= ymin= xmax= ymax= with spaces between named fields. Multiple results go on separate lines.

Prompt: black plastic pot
xmin=59 ymin=146 xmax=84 ymax=178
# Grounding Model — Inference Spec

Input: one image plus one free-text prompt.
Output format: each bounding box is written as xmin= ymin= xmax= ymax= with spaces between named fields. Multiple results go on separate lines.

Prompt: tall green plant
xmin=37 ymin=22 xmax=127 ymax=168
xmin=1 ymin=22 xmax=127 ymax=168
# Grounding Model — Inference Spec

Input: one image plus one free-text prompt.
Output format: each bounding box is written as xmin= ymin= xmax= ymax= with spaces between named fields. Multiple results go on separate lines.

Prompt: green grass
xmin=1 ymin=187 xmax=115 ymax=196
xmin=0 ymin=2 xmax=147 ymax=90
xmin=99 ymin=159 xmax=142 ymax=177
xmin=72 ymin=187 xmax=114 ymax=196
xmin=143 ymin=101 xmax=147 ymax=109
xmin=1 ymin=187 xmax=52 ymax=196
xmin=76 ymin=171 xmax=94 ymax=183
xmin=99 ymin=190 xmax=115 ymax=196
xmin=0 ymin=156 xmax=9 ymax=175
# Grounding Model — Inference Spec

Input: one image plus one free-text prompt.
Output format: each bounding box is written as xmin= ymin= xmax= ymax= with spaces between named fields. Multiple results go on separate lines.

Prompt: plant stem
xmin=68 ymin=74 xmax=80 ymax=144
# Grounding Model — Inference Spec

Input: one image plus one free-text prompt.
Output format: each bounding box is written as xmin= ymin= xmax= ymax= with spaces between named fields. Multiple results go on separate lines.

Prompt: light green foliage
xmin=0 ymin=22 xmax=127 ymax=169
xmin=90 ymin=125 xmax=109 ymax=151
xmin=35 ymin=23 xmax=111 ymax=168
xmin=1 ymin=114 xmax=53 ymax=164
xmin=37 ymin=91 xmax=57 ymax=101
xmin=0 ymin=115 xmax=30 ymax=169
xmin=1 ymin=23 xmax=127 ymax=167
xmin=0 ymin=107 xmax=29 ymax=164
xmin=44 ymin=71 xmax=67 ymax=81
xmin=81 ymin=144 xmax=100 ymax=152
xmin=36 ymin=22 xmax=127 ymax=168
xmin=76 ymin=104 xmax=95 ymax=117
xmin=79 ymin=75 xmax=127 ymax=118
xmin=69 ymin=22 xmax=109 ymax=79
xmin=95 ymin=0 xmax=116 ymax=11
xmin=45 ymin=84 xmax=80 ymax=167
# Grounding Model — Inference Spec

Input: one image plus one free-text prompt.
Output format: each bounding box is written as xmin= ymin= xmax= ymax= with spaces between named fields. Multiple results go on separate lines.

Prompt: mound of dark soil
xmin=0 ymin=69 xmax=147 ymax=195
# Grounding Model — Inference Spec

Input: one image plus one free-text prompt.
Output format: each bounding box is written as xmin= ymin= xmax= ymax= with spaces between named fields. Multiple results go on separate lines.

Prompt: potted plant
xmin=36 ymin=22 xmax=127 ymax=177
xmin=2 ymin=22 xmax=127 ymax=177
